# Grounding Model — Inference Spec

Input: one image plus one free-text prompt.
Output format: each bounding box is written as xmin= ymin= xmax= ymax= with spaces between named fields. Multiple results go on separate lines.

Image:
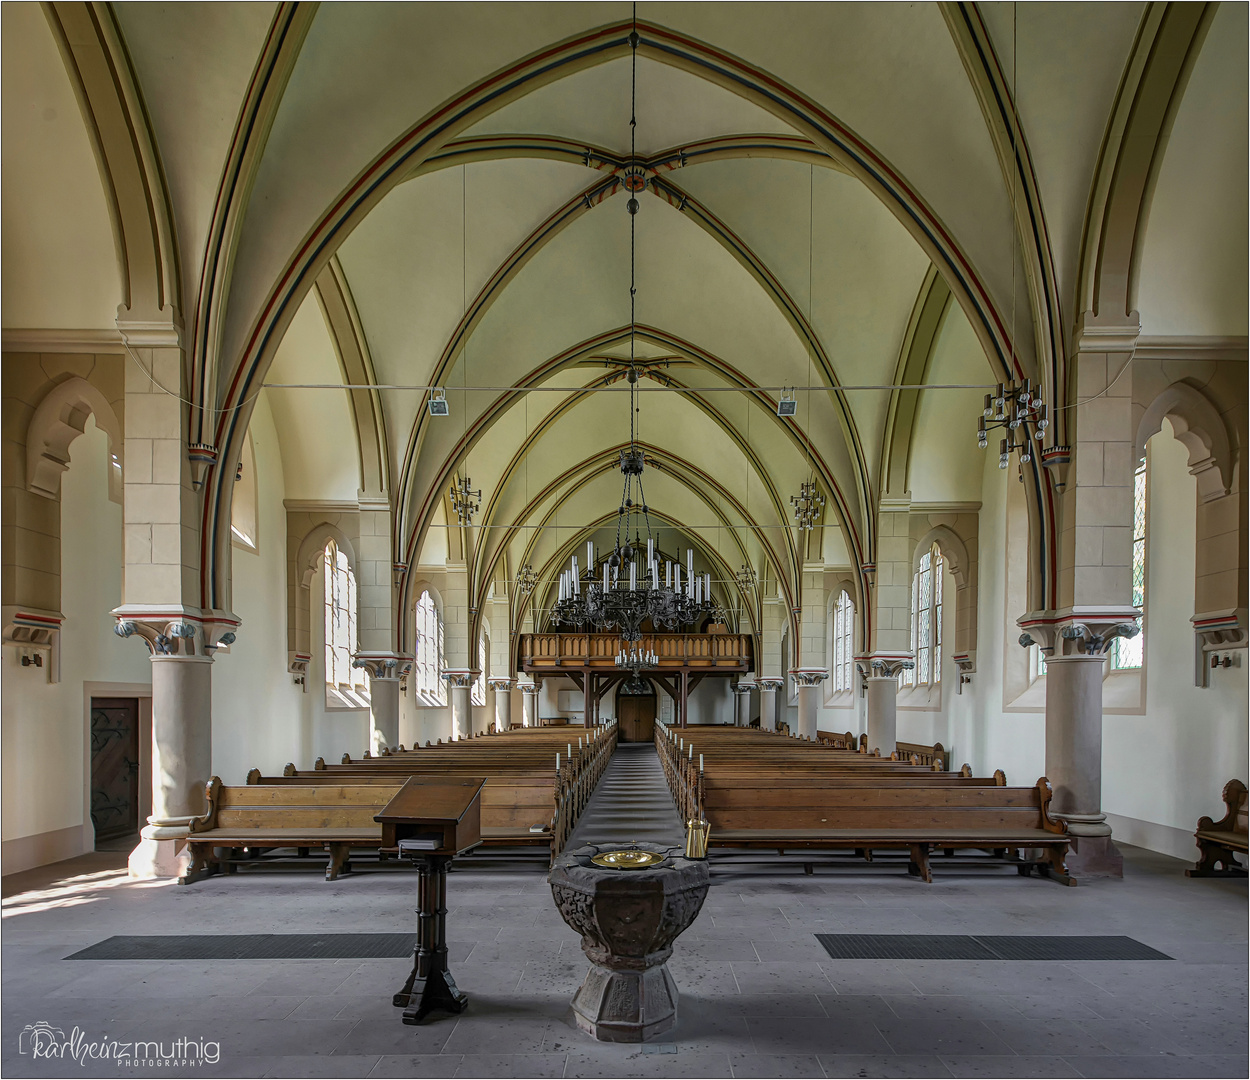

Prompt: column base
xmin=1064 ymin=835 xmax=1123 ymax=879
xmin=571 ymin=963 xmax=679 ymax=1042
xmin=128 ymin=837 xmax=190 ymax=880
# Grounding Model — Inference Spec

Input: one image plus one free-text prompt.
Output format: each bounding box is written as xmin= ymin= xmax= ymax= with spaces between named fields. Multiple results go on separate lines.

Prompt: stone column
xmin=857 ymin=656 xmax=913 ymax=757
xmin=790 ymin=670 xmax=826 ymax=740
xmin=490 ymin=678 xmax=516 ymax=731
xmin=355 ymin=656 xmax=401 ymax=752
xmin=520 ymin=680 xmax=540 ymax=727
xmin=756 ymin=678 xmax=782 ymax=732
xmin=443 ymin=670 xmax=474 ymax=740
xmin=734 ymin=681 xmax=756 ymax=727
xmin=1019 ymin=614 xmax=1138 ymax=874
xmin=114 ymin=617 xmax=234 ymax=878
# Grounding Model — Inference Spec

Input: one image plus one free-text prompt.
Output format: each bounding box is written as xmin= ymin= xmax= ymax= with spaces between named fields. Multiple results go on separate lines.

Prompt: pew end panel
xmin=1186 ymin=779 xmax=1249 ymax=878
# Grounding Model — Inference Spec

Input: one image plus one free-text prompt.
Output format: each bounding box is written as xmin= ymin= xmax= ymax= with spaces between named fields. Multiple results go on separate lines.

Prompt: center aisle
xmin=565 ymin=740 xmax=685 ymax=849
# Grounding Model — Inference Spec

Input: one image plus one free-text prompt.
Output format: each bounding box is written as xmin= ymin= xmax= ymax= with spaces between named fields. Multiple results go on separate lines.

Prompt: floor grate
xmin=66 ymin=933 xmax=416 ymax=961
xmin=815 ymin=934 xmax=1172 ymax=961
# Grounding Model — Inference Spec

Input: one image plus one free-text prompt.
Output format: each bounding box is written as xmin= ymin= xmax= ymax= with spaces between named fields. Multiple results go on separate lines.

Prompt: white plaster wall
xmin=684 ymin=677 xmax=735 ymax=726
xmin=210 ymin=395 xmax=309 ymax=783
xmin=1102 ymin=427 xmax=1249 ymax=859
xmin=2 ymin=420 xmax=151 ymax=848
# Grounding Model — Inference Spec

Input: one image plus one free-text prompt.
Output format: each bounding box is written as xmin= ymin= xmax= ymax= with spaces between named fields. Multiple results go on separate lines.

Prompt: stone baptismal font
xmin=548 ymin=842 xmax=710 ymax=1041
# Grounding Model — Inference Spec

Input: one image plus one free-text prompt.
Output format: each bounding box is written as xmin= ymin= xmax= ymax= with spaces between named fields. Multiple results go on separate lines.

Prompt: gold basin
xmin=590 ymin=849 xmax=663 ymax=869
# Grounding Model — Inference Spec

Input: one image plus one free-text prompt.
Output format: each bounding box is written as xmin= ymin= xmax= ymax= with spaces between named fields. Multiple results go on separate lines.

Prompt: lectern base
xmin=397 ymin=968 xmax=468 ymax=1025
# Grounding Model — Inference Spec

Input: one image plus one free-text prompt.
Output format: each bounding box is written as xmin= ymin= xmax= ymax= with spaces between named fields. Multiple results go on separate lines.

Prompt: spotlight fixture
xmin=777 ymin=388 xmax=797 ymax=417
xmin=977 ymin=378 xmax=1048 ymax=469
xmin=428 ymin=388 xmax=449 ymax=416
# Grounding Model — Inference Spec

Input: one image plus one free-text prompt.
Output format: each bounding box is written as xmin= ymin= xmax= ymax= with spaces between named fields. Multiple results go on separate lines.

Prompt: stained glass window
xmin=1111 ymin=461 xmax=1147 ymax=670
xmin=415 ymin=590 xmax=447 ymax=705
xmin=833 ymin=591 xmax=854 ymax=692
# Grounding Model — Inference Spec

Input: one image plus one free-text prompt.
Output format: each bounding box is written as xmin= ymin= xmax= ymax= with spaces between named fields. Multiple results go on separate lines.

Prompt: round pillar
xmin=734 ymin=682 xmax=755 ymax=727
xmin=757 ymin=679 xmax=782 ymax=732
xmin=1044 ymin=654 xmax=1111 ymax=836
xmin=521 ymin=683 xmax=540 ymax=727
xmin=369 ymin=676 xmax=401 ymax=752
xmin=864 ymin=677 xmax=898 ymax=757
xmin=791 ymin=672 xmax=826 ymax=739
xmin=490 ymin=679 xmax=516 ymax=731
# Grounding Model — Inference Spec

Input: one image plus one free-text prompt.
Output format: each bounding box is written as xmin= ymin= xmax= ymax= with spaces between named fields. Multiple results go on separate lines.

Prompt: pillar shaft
xmin=450 ymin=684 xmax=472 ymax=741
xmin=864 ymin=677 xmax=897 ymax=757
xmin=490 ymin=680 xmax=516 ymax=731
xmin=521 ymin=686 xmax=539 ymax=727
xmin=1043 ymin=655 xmax=1110 ymax=835
xmin=369 ymin=676 xmax=400 ymax=751
xmin=757 ymin=680 xmax=782 ymax=732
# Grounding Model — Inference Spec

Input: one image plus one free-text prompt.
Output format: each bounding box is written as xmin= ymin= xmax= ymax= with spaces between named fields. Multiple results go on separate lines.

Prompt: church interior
xmin=2 ymin=3 xmax=1247 ymax=1078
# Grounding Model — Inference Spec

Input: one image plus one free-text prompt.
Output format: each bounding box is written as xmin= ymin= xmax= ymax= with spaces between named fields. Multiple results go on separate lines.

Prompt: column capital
xmin=756 ymin=677 xmax=784 ymax=692
xmin=519 ymin=680 xmax=542 ymax=695
xmin=855 ymin=652 xmax=913 ymax=678
xmin=790 ymin=668 xmax=828 ymax=687
xmin=734 ymin=680 xmax=757 ymax=694
xmin=112 ymin=605 xmax=239 ymax=658
xmin=488 ymin=678 xmax=517 ymax=692
xmin=1017 ymin=607 xmax=1139 ymax=657
xmin=352 ymin=653 xmax=408 ymax=680
xmin=442 ymin=668 xmax=477 ymax=688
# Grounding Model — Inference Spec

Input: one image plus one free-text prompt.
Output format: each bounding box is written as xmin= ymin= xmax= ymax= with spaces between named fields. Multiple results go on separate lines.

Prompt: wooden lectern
xmin=375 ymin=775 xmax=485 ymax=1024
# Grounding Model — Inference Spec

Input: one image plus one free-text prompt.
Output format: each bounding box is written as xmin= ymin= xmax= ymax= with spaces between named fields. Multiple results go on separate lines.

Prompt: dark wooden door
xmin=90 ymin=697 xmax=140 ymax=842
xmin=617 ymin=693 xmax=656 ymax=743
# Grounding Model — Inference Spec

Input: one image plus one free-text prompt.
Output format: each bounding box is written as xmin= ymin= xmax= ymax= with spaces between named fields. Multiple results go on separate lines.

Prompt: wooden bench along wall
xmin=1186 ymin=779 xmax=1248 ymax=877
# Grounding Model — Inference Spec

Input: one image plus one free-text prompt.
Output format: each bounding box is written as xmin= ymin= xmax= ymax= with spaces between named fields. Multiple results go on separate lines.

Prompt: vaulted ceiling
xmin=5 ymin=2 xmax=1246 ymax=628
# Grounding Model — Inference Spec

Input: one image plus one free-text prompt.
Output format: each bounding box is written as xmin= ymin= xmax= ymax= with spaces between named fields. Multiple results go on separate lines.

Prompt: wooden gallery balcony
xmin=518 ymin=633 xmax=753 ymax=674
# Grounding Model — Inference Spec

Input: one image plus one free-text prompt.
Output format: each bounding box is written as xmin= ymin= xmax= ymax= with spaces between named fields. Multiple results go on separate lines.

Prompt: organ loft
xmin=1 ymin=3 xmax=1246 ymax=1078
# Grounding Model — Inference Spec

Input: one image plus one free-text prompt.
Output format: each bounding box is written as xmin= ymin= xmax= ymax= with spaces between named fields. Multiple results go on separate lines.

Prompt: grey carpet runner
xmin=566 ymin=742 xmax=685 ymax=850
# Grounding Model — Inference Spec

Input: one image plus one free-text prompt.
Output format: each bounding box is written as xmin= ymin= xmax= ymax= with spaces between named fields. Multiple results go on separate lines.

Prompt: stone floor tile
xmin=818 ymin=1053 xmax=954 ymax=1078
xmin=441 ymin=1014 xmax=556 ymax=1055
xmin=812 ymin=994 xmax=897 ymax=1024
xmin=451 ymin=1052 xmax=567 ymax=1077
xmin=749 ymin=939 xmax=830 ymax=962
xmin=874 ymin=1018 xmax=1014 ymax=1056
xmin=366 ymin=1054 xmax=462 ymax=1078
xmin=730 ymin=961 xmax=834 ymax=994
xmin=727 ymin=1051 xmax=825 ymax=1078
xmin=820 ymin=961 xmax=923 ymax=996
xmin=938 ymin=1055 xmax=1082 ymax=1078
xmin=332 ymin=1016 xmax=456 ymax=1057
xmin=260 ymin=1054 xmax=382 ymax=1077
xmin=667 ymin=958 xmax=742 ymax=996
xmin=744 ymin=1016 xmax=893 ymax=1056
xmin=674 ymin=938 xmax=760 ymax=962
xmin=722 ymin=993 xmax=829 ymax=1018
xmin=1062 ymin=1054 xmax=1250 ymax=1079
xmin=878 ymin=993 xmax=1027 ymax=1023
xmin=563 ymin=1048 xmax=733 ymax=1078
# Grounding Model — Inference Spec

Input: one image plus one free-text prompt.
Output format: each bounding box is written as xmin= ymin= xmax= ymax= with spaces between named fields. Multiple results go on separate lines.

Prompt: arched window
xmin=324 ymin=541 xmax=363 ymax=691
xmin=471 ymin=632 xmax=488 ymax=706
xmin=414 ymin=590 xmax=447 ymax=705
xmin=832 ymin=591 xmax=854 ymax=693
xmin=904 ymin=541 xmax=944 ymax=689
xmin=1111 ymin=459 xmax=1147 ymax=671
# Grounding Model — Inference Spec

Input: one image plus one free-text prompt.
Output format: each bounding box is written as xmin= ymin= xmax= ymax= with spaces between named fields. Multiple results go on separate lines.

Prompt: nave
xmin=3 ymin=738 xmax=1246 ymax=1080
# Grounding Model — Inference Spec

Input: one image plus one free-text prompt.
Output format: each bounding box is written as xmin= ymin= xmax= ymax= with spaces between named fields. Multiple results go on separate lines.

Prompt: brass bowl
xmin=590 ymin=849 xmax=663 ymax=870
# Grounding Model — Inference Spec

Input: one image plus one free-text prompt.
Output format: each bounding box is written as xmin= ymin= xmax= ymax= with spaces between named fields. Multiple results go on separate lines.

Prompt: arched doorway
xmin=616 ymin=676 xmax=657 ymax=743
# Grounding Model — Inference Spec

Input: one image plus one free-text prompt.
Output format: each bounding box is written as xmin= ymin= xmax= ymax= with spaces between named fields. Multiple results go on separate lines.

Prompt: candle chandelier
xmin=550 ymin=20 xmax=713 ymax=645
xmin=790 ymin=480 xmax=825 ymax=530
xmin=449 ymin=474 xmax=480 ymax=526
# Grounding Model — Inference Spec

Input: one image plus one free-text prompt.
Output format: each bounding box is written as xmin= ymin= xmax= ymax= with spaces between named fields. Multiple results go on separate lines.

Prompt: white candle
xmin=687 ymin=548 xmax=694 ymax=580
xmin=571 ymin=556 xmax=579 ymax=594
xmin=629 ymin=561 xmax=637 ymax=590
xmin=652 ymin=563 xmax=659 ymax=590
xmin=604 ymin=564 xmax=609 ymax=590
xmin=699 ymin=753 xmax=704 ymax=771
xmin=556 ymin=752 xmax=560 ymax=769
xmin=647 ymin=537 xmax=654 ymax=564
xmin=587 ymin=541 xmax=595 ymax=569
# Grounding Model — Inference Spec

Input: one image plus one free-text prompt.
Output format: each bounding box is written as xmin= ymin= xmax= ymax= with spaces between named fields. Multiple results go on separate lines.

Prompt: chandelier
xmin=551 ymin=23 xmax=713 ymax=643
xmin=977 ymin=378 xmax=1048 ymax=468
xmin=450 ymin=474 xmax=480 ymax=526
xmin=790 ymin=480 xmax=825 ymax=530
xmin=615 ymin=642 xmax=657 ymax=675
xmin=515 ymin=564 xmax=538 ymax=596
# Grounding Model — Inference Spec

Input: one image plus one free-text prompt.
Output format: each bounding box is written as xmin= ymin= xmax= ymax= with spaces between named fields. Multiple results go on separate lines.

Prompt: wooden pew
xmin=654 ymin=722 xmax=1071 ymax=884
xmin=1186 ymin=779 xmax=1248 ymax=877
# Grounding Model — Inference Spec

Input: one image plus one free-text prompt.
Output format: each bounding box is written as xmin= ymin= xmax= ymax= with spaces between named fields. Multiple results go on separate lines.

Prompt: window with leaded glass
xmin=1111 ymin=460 xmax=1147 ymax=670
xmin=904 ymin=541 xmax=945 ymax=690
xmin=472 ymin=632 xmax=488 ymax=706
xmin=323 ymin=541 xmax=364 ymax=691
xmin=415 ymin=590 xmax=447 ymax=705
xmin=832 ymin=591 xmax=854 ymax=693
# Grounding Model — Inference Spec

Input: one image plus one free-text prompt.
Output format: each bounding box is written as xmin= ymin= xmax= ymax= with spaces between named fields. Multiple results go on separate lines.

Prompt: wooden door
xmin=617 ymin=691 xmax=657 ymax=743
xmin=90 ymin=698 xmax=140 ymax=842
